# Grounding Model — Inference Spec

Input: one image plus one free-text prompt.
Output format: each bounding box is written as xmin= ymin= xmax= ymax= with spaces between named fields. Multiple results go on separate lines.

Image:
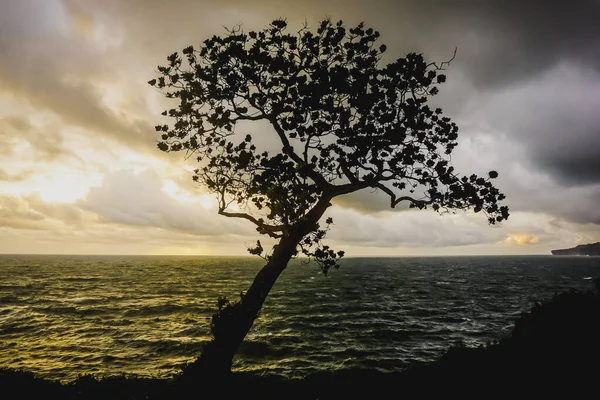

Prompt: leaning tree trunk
xmin=192 ymin=233 xmax=301 ymax=377
xmin=182 ymin=197 xmax=333 ymax=381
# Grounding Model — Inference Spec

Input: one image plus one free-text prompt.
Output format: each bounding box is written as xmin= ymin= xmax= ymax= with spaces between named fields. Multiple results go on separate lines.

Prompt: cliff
xmin=551 ymin=242 xmax=600 ymax=256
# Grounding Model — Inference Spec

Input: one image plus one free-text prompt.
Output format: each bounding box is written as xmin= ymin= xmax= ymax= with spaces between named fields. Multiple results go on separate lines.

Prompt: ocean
xmin=1 ymin=254 xmax=599 ymax=382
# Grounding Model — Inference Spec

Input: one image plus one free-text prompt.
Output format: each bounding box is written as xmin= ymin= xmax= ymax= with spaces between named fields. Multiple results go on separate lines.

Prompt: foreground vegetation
xmin=3 ymin=280 xmax=599 ymax=398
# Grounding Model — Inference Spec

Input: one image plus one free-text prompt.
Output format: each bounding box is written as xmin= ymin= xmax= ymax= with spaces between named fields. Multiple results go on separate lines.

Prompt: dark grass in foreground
xmin=3 ymin=281 xmax=600 ymax=398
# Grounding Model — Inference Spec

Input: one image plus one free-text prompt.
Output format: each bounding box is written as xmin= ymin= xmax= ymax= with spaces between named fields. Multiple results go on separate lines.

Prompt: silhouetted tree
xmin=149 ymin=18 xmax=509 ymax=377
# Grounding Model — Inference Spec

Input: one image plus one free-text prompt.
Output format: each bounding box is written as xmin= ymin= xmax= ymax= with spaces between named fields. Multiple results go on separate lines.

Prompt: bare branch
xmin=369 ymin=182 xmax=429 ymax=208
xmin=218 ymin=208 xmax=284 ymax=238
xmin=427 ymin=47 xmax=457 ymax=70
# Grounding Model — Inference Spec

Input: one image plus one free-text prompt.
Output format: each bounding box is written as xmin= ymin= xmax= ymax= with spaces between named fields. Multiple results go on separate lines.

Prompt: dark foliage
xmin=149 ymin=17 xmax=508 ymax=272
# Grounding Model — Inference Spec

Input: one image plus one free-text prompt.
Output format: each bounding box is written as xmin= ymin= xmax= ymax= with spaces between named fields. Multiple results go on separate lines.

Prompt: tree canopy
xmin=149 ymin=18 xmax=509 ymax=273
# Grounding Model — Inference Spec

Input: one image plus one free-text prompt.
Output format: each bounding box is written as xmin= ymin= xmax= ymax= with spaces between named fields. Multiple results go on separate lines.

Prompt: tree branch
xmin=372 ymin=182 xmax=432 ymax=208
xmin=338 ymin=158 xmax=359 ymax=184
xmin=218 ymin=208 xmax=284 ymax=238
xmin=270 ymin=118 xmax=331 ymax=189
xmin=330 ymin=180 xmax=370 ymax=197
xmin=270 ymin=118 xmax=306 ymax=164
xmin=427 ymin=47 xmax=457 ymax=70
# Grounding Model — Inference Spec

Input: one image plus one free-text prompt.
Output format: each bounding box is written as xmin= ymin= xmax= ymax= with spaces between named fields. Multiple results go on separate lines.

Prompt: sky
xmin=1 ymin=0 xmax=599 ymax=256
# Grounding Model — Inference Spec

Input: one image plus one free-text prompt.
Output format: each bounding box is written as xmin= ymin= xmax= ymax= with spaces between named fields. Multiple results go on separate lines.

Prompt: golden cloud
xmin=503 ymin=233 xmax=540 ymax=246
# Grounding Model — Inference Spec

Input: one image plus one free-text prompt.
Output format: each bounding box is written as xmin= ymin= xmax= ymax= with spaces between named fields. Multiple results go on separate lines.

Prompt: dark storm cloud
xmin=405 ymin=0 xmax=600 ymax=193
xmin=528 ymin=72 xmax=600 ymax=187
xmin=391 ymin=0 xmax=600 ymax=220
xmin=540 ymin=148 xmax=600 ymax=186
xmin=82 ymin=0 xmax=600 ymax=107
xmin=472 ymin=62 xmax=600 ymax=187
xmin=402 ymin=0 xmax=600 ymax=87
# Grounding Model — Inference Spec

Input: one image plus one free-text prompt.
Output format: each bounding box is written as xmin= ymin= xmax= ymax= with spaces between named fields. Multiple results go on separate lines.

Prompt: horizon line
xmin=0 ymin=253 xmax=552 ymax=257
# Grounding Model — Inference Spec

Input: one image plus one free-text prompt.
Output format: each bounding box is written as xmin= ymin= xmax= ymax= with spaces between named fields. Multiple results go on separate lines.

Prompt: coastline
xmin=551 ymin=242 xmax=600 ymax=256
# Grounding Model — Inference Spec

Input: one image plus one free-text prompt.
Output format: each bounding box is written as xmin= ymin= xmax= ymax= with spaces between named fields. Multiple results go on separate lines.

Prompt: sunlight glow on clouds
xmin=1 ymin=0 xmax=599 ymax=255
xmin=503 ymin=234 xmax=540 ymax=246
xmin=34 ymin=170 xmax=94 ymax=204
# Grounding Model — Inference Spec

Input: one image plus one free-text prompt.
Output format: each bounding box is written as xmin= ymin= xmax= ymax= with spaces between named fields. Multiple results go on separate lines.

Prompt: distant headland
xmin=551 ymin=242 xmax=600 ymax=256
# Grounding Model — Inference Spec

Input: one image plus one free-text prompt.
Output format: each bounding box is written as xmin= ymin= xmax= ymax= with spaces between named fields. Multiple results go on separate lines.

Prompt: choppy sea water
xmin=1 ymin=255 xmax=599 ymax=381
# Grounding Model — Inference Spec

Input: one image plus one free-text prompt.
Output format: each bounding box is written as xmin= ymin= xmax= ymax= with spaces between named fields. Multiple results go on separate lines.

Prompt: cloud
xmin=325 ymin=207 xmax=593 ymax=255
xmin=110 ymin=0 xmax=599 ymax=231
xmin=0 ymin=195 xmax=47 ymax=230
xmin=0 ymin=192 xmax=87 ymax=231
xmin=78 ymin=169 xmax=254 ymax=237
xmin=439 ymin=62 xmax=600 ymax=227
xmin=397 ymin=0 xmax=600 ymax=88
xmin=0 ymin=168 xmax=33 ymax=182
xmin=0 ymin=116 xmax=85 ymax=164
xmin=0 ymin=187 xmax=259 ymax=255
xmin=0 ymin=222 xmax=252 ymax=255
xmin=0 ymin=0 xmax=159 ymax=155
xmin=469 ymin=62 xmax=600 ymax=186
xmin=447 ymin=123 xmax=600 ymax=226
xmin=24 ymin=193 xmax=84 ymax=224
xmin=2 ymin=0 xmax=600 ymax=254
xmin=503 ymin=234 xmax=539 ymax=246
xmin=332 ymin=188 xmax=409 ymax=213
xmin=326 ymin=207 xmax=506 ymax=248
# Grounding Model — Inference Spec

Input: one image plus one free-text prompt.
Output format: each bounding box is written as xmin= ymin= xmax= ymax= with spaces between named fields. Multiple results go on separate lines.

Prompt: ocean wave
xmin=1 ymin=254 xmax=599 ymax=381
xmin=123 ymin=304 xmax=192 ymax=317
